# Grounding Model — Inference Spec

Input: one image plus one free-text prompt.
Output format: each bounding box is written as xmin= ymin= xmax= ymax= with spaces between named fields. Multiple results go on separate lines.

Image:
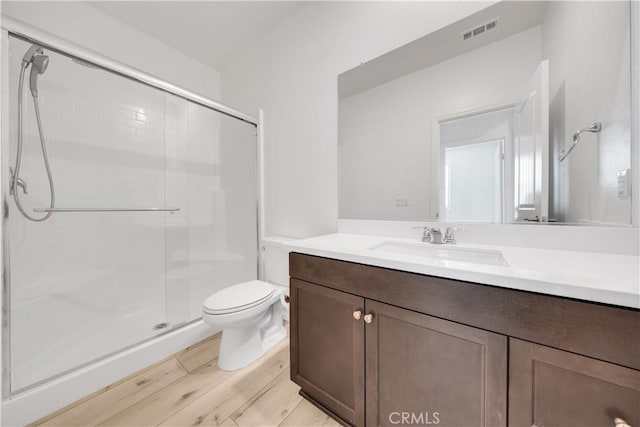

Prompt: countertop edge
xmin=285 ymin=244 xmax=640 ymax=310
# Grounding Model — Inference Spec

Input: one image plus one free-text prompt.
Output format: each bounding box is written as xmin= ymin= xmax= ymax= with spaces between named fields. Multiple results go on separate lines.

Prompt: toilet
xmin=202 ymin=280 xmax=287 ymax=371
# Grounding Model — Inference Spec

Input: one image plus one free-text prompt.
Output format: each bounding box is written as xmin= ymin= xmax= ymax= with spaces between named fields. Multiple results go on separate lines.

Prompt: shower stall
xmin=0 ymin=17 xmax=261 ymax=422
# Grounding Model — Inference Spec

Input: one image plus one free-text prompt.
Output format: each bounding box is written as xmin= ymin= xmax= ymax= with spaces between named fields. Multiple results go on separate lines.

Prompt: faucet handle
xmin=444 ymin=226 xmax=464 ymax=244
xmin=413 ymin=226 xmax=433 ymax=243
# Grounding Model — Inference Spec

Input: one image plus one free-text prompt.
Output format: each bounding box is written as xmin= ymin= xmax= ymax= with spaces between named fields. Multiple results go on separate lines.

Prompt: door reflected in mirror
xmin=338 ymin=1 xmax=633 ymax=225
xmin=442 ymin=138 xmax=504 ymax=223
xmin=439 ymin=116 xmax=505 ymax=223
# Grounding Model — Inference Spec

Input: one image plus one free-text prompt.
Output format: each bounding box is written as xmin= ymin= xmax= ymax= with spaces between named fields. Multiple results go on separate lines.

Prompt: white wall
xmin=1 ymin=1 xmax=220 ymax=99
xmin=543 ymin=1 xmax=632 ymax=225
xmin=221 ymin=1 xmax=493 ymax=238
xmin=339 ymin=27 xmax=540 ymax=220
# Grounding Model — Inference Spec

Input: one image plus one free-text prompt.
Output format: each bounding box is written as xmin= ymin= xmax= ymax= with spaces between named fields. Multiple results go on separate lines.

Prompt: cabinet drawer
xmin=509 ymin=338 xmax=640 ymax=427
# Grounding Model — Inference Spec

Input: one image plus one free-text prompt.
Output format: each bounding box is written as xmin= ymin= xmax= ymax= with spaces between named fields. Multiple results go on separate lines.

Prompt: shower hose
xmin=12 ymin=61 xmax=55 ymax=222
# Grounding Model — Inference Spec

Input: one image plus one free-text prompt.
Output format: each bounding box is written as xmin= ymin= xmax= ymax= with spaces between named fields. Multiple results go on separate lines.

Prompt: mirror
xmin=338 ymin=1 xmax=633 ymax=225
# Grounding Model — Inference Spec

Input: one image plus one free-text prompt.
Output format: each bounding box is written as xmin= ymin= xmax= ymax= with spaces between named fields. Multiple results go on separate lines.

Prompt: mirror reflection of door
xmin=437 ymin=107 xmax=514 ymax=223
xmin=443 ymin=139 xmax=503 ymax=223
xmin=435 ymin=60 xmax=549 ymax=224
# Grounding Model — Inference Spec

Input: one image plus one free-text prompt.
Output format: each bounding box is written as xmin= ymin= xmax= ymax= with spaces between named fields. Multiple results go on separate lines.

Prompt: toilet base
xmin=217 ymin=301 xmax=287 ymax=371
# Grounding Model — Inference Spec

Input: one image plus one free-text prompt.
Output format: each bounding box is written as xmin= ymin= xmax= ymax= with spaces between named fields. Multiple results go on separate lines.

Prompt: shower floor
xmin=12 ymin=290 xmax=166 ymax=392
xmin=31 ymin=331 xmax=339 ymax=427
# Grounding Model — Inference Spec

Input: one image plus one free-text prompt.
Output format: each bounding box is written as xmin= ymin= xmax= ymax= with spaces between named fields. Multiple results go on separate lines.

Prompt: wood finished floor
xmin=32 ymin=334 xmax=339 ymax=427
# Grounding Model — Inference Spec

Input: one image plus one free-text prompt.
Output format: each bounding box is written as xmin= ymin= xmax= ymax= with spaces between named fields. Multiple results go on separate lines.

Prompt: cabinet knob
xmin=353 ymin=310 xmax=362 ymax=320
xmin=614 ymin=418 xmax=632 ymax=427
xmin=363 ymin=313 xmax=374 ymax=324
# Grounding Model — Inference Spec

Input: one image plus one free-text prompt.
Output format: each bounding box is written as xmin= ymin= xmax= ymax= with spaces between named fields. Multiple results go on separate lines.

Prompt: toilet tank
xmin=262 ymin=237 xmax=295 ymax=322
xmin=261 ymin=237 xmax=295 ymax=288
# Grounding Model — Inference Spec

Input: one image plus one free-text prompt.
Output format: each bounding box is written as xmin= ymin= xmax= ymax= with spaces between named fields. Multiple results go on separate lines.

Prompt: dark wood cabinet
xmin=290 ymin=278 xmax=365 ymax=426
xmin=509 ymin=338 xmax=640 ymax=427
xmin=289 ymin=253 xmax=640 ymax=427
xmin=290 ymin=278 xmax=507 ymax=427
xmin=365 ymin=300 xmax=507 ymax=427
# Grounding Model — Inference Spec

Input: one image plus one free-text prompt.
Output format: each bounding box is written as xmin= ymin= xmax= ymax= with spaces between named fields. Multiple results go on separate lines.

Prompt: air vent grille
xmin=461 ymin=17 xmax=499 ymax=42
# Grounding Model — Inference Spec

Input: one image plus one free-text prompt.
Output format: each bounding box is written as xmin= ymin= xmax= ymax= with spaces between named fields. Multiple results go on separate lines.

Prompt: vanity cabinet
xmin=289 ymin=253 xmax=640 ymax=427
xmin=509 ymin=339 xmax=640 ymax=427
xmin=290 ymin=278 xmax=507 ymax=427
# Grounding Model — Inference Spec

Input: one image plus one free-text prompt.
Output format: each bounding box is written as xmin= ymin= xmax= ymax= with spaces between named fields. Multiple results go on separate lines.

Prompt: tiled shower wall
xmin=7 ymin=36 xmax=257 ymax=392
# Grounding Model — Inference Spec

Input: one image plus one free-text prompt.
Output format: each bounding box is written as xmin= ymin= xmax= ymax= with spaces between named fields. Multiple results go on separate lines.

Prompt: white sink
xmin=369 ymin=241 xmax=508 ymax=266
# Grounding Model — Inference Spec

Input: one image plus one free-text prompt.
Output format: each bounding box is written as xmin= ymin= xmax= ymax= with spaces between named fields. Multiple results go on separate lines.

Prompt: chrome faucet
xmin=414 ymin=225 xmax=462 ymax=244
xmin=444 ymin=226 xmax=461 ymax=244
xmin=414 ymin=226 xmax=444 ymax=244
xmin=414 ymin=226 xmax=432 ymax=243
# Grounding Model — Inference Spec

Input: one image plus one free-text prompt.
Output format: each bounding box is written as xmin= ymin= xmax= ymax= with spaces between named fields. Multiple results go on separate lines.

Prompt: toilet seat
xmin=203 ymin=280 xmax=275 ymax=315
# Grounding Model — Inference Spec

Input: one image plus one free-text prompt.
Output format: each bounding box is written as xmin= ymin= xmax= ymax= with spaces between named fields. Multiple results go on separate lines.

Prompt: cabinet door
xmin=365 ymin=300 xmax=507 ymax=427
xmin=509 ymin=338 xmax=640 ymax=427
xmin=290 ymin=278 xmax=365 ymax=426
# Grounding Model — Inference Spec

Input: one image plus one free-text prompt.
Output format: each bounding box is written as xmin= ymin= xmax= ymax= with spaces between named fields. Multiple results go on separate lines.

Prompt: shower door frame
xmin=0 ymin=16 xmax=263 ymax=398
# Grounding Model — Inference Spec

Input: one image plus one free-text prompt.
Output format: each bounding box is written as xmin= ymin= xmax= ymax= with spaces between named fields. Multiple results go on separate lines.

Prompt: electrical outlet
xmin=617 ymin=169 xmax=631 ymax=200
xmin=396 ymin=198 xmax=410 ymax=208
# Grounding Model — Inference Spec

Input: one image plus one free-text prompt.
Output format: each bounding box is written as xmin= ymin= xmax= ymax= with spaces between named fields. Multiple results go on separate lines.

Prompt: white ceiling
xmin=88 ymin=1 xmax=303 ymax=70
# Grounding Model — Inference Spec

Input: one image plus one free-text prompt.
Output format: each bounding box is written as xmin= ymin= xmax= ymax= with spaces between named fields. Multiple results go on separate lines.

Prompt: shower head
xmin=25 ymin=47 xmax=50 ymax=97
xmin=22 ymin=44 xmax=49 ymax=96
xmin=572 ymin=122 xmax=602 ymax=142
xmin=31 ymin=54 xmax=49 ymax=74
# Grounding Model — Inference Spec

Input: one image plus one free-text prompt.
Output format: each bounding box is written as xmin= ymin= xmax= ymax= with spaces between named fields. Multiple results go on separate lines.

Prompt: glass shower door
xmin=7 ymin=36 xmax=183 ymax=392
xmin=6 ymin=34 xmax=259 ymax=394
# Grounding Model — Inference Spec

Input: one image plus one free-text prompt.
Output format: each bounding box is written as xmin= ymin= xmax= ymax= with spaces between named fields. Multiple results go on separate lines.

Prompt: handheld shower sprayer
xmin=29 ymin=54 xmax=49 ymax=97
xmin=12 ymin=44 xmax=56 ymax=222
xmin=22 ymin=44 xmax=50 ymax=97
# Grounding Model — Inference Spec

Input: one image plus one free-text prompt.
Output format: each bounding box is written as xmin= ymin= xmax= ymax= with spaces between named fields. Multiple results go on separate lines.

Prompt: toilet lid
xmin=203 ymin=280 xmax=275 ymax=315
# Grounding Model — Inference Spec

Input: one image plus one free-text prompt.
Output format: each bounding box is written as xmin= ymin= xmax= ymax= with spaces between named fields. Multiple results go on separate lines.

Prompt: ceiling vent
xmin=461 ymin=18 xmax=499 ymax=42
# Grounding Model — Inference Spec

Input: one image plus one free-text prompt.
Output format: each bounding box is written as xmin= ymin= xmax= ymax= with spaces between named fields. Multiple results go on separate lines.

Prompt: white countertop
xmin=284 ymin=233 xmax=640 ymax=309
